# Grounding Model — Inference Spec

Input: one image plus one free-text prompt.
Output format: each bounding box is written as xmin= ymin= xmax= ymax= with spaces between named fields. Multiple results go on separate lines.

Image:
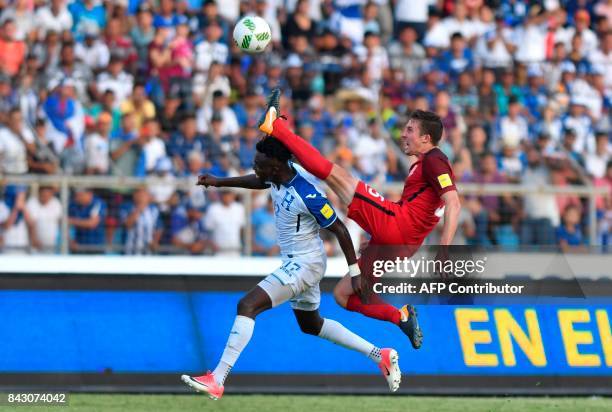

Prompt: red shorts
xmin=348 ymin=181 xmax=423 ymax=280
xmin=347 ymin=181 xmax=424 ymax=246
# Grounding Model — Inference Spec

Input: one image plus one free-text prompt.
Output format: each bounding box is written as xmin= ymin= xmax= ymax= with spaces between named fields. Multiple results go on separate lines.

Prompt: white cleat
xmin=377 ymin=348 xmax=401 ymax=392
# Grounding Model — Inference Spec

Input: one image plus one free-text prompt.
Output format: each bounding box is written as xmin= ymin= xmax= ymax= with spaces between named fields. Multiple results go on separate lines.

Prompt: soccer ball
xmin=233 ymin=16 xmax=272 ymax=54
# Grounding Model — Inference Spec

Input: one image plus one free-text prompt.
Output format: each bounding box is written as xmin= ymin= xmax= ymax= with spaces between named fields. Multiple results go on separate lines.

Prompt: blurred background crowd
xmin=0 ymin=0 xmax=610 ymax=255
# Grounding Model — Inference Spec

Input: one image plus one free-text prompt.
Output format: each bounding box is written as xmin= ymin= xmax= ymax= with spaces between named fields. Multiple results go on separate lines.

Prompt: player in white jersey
xmin=181 ymin=137 xmax=401 ymax=399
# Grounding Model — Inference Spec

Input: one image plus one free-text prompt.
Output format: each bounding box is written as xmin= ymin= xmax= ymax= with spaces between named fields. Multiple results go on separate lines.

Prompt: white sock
xmin=212 ymin=315 xmax=255 ymax=386
xmin=317 ymin=318 xmax=382 ymax=363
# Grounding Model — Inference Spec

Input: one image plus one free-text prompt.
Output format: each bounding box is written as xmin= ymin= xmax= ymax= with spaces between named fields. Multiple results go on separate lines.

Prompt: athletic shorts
xmin=347 ymin=181 xmax=423 ymax=280
xmin=348 ymin=181 xmax=426 ymax=245
xmin=257 ymin=254 xmax=326 ymax=311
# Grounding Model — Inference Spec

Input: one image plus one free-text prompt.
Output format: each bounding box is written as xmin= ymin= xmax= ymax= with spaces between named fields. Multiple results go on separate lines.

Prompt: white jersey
xmin=266 ymin=163 xmax=337 ymax=258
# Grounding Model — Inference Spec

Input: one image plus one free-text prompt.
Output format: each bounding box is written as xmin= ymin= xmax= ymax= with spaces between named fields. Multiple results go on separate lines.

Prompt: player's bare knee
xmin=237 ymin=297 xmax=258 ymax=319
xmin=296 ymin=312 xmax=323 ymax=335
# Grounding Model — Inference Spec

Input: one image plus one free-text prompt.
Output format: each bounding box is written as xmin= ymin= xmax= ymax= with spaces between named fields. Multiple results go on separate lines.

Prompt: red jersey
xmin=347 ymin=147 xmax=456 ymax=246
xmin=398 ymin=148 xmax=456 ymax=243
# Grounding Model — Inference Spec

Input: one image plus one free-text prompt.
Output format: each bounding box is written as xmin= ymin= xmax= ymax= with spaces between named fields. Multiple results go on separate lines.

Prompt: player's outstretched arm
xmin=197 ymin=174 xmax=270 ymax=190
xmin=325 ymin=219 xmax=366 ymax=301
xmin=439 ymin=190 xmax=461 ymax=246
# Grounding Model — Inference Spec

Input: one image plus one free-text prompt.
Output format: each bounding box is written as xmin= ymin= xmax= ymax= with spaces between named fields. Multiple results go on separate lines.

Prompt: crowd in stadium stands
xmin=0 ymin=0 xmax=610 ymax=255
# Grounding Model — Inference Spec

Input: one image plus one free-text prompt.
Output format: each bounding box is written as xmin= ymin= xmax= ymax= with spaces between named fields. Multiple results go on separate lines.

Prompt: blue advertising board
xmin=0 ymin=290 xmax=609 ymax=376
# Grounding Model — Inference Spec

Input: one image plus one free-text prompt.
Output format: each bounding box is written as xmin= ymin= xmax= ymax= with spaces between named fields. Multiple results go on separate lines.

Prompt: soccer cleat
xmin=258 ymin=88 xmax=281 ymax=135
xmin=399 ymin=304 xmax=423 ymax=349
xmin=378 ymin=348 xmax=401 ymax=392
xmin=181 ymin=372 xmax=224 ymax=400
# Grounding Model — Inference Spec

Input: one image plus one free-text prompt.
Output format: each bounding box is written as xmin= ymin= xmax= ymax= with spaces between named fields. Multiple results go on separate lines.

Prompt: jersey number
xmin=366 ymin=185 xmax=385 ymax=202
xmin=280 ymin=261 xmax=301 ymax=277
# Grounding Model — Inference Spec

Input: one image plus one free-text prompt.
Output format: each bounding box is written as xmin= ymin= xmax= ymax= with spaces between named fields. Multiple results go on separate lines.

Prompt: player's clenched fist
xmin=197 ymin=174 xmax=219 ymax=188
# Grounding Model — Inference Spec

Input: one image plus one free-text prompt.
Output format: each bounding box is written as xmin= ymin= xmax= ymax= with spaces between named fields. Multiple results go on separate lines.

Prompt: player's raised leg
xmin=293 ymin=309 xmax=401 ymax=392
xmin=181 ymin=286 xmax=278 ymax=399
xmin=259 ymin=88 xmax=359 ymax=205
xmin=334 ymin=274 xmax=423 ymax=349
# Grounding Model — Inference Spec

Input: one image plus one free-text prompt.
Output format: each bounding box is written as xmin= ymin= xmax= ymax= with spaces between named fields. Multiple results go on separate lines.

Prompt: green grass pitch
xmin=3 ymin=394 xmax=611 ymax=412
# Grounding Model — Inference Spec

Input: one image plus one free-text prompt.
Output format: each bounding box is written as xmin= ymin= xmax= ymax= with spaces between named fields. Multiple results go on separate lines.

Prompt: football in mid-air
xmin=233 ymin=16 xmax=272 ymax=54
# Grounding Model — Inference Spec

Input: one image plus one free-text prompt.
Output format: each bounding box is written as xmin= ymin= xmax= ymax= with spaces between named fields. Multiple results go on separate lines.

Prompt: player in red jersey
xmin=259 ymin=89 xmax=461 ymax=349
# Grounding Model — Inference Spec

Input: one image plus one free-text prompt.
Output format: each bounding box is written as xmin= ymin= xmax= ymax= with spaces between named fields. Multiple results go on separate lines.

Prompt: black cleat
xmin=398 ymin=304 xmax=423 ymax=349
xmin=258 ymin=88 xmax=281 ymax=134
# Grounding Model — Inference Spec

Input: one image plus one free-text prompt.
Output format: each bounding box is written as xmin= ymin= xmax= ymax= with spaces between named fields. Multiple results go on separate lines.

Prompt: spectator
xmin=68 ymin=188 xmax=106 ymax=253
xmin=87 ymin=89 xmax=121 ymax=135
xmin=0 ymin=108 xmax=35 ymax=174
xmin=121 ymin=187 xmax=162 ymax=255
xmin=522 ymin=65 xmax=549 ymax=122
xmin=356 ymin=30 xmax=389 ymax=91
xmin=96 ymin=55 xmax=134 ymax=107
xmin=520 ymin=147 xmax=559 ymax=246
xmin=194 ymin=20 xmax=228 ymax=75
xmin=0 ymin=0 xmax=34 ymax=42
xmin=0 ymin=19 xmax=27 ymax=76
xmin=84 ymin=111 xmax=112 ymax=175
xmin=28 ymin=118 xmax=60 ymax=175
xmin=561 ymin=99 xmax=594 ymax=153
xmin=137 ymin=118 xmax=166 ymax=176
xmin=148 ymin=157 xmax=177 ymax=212
xmin=588 ymin=31 xmax=611 ymax=91
xmin=35 ymin=0 xmax=73 ymax=40
xmin=25 ymin=186 xmax=62 ymax=253
xmin=205 ymin=189 xmax=245 ymax=256
xmin=74 ymin=24 xmax=110 ymax=73
xmin=450 ymin=71 xmax=478 ymax=120
xmin=70 ymin=0 xmax=107 ymax=39
xmin=495 ymin=95 xmax=529 ymax=150
xmin=497 ymin=141 xmax=525 ymax=183
xmin=110 ymin=112 xmax=142 ymax=176
xmin=43 ymin=78 xmax=86 ymax=168
xmin=477 ymin=13 xmax=516 ymax=71
xmin=394 ymin=0 xmax=429 ymax=41
xmin=468 ymin=152 xmax=510 ymax=243
xmin=184 ymin=150 xmax=207 ymax=210
xmin=153 ymin=0 xmax=180 ymax=30
xmin=437 ymin=32 xmax=474 ymax=82
xmin=585 ymin=131 xmax=612 ymax=179
xmin=561 ymin=128 xmax=585 ymax=166
xmin=477 ymin=69 xmax=498 ymax=124
xmin=233 ymin=88 xmax=264 ymax=129
xmin=197 ymin=90 xmax=240 ymax=136
xmin=238 ymin=126 xmax=258 ymax=171
xmin=556 ymin=204 xmax=587 ymax=253
xmin=171 ymin=200 xmax=209 ymax=255
xmin=534 ymin=104 xmax=563 ymax=144
xmin=1 ymin=186 xmax=29 ymax=253
xmin=283 ymin=0 xmax=315 ymax=50
xmin=196 ymin=0 xmax=230 ymax=44
xmin=130 ymin=4 xmax=155 ymax=72
xmin=251 ymin=197 xmax=279 ymax=256
xmin=103 ymin=17 xmax=137 ymax=68
xmin=46 ymin=41 xmax=94 ymax=104
xmin=120 ymin=82 xmax=156 ymax=131
xmin=353 ymin=118 xmax=389 ymax=183
xmin=563 ymin=10 xmax=598 ymax=58
xmin=167 ymin=114 xmax=206 ymax=174
xmin=514 ymin=5 xmax=547 ymax=64
xmin=443 ymin=1 xmax=477 ymax=42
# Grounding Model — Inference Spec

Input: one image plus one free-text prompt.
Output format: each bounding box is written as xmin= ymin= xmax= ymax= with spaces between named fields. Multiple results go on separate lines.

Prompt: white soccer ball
xmin=233 ymin=16 xmax=272 ymax=54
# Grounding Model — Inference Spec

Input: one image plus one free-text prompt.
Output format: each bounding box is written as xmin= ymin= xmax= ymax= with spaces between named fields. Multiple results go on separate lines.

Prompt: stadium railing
xmin=0 ymin=174 xmax=607 ymax=254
